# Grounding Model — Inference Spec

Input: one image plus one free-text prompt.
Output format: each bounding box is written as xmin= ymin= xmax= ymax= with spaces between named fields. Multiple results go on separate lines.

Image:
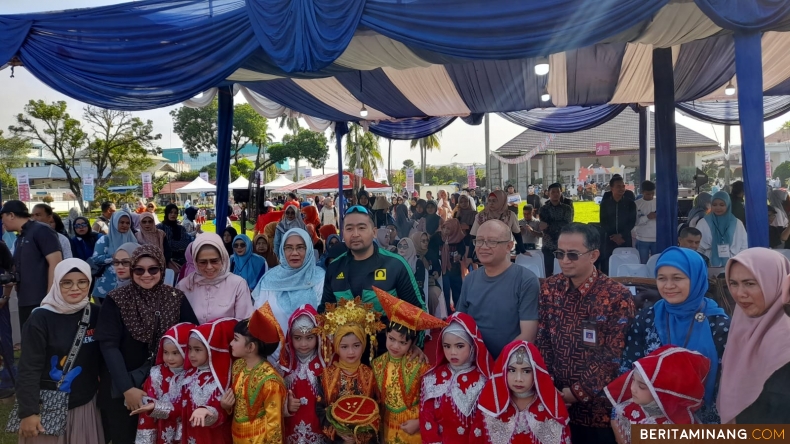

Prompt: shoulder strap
xmin=57 ymin=305 xmax=91 ymax=389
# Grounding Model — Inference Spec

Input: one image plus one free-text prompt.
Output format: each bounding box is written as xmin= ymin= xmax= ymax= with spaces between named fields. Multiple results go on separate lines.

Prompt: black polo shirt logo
xmin=336 ymin=272 xmax=344 ymax=279
xmin=374 ymin=269 xmax=386 ymax=280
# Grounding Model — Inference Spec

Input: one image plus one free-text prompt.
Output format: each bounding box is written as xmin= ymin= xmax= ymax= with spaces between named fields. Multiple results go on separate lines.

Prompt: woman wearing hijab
xmin=157 ymin=203 xmax=192 ymax=271
xmin=182 ymin=206 xmax=199 ymax=237
xmin=92 ymin=211 xmax=138 ymax=300
xmin=412 ymin=199 xmax=427 ymax=223
xmin=395 ymin=237 xmax=436 ymax=314
xmin=253 ymin=233 xmax=279 ymax=269
xmin=48 ymin=214 xmax=73 ymax=259
xmin=318 ymin=233 xmax=342 ymax=270
xmin=424 ymin=201 xmax=443 ymax=235
xmin=111 ymin=242 xmax=139 ymax=290
xmin=231 ymin=233 xmax=267 ymax=290
xmin=222 ymin=226 xmax=238 ymax=257
xmin=453 ymin=194 xmax=478 ymax=233
xmin=66 ymin=207 xmax=82 ymax=238
xmin=686 ymin=192 xmax=712 ymax=228
xmin=176 ymin=232 xmax=253 ymax=324
xmin=393 ymin=204 xmax=414 ymax=240
xmin=95 ymin=245 xmax=197 ymax=444
xmin=437 ymin=189 xmax=452 ymax=221
xmin=302 ymin=205 xmax=321 ymax=229
xmin=134 ymin=213 xmax=166 ymax=254
xmin=696 ymin=191 xmax=748 ymax=267
xmin=620 ymin=247 xmax=729 ymax=423
xmin=437 ymin=218 xmax=470 ymax=314
xmin=70 ymin=216 xmax=100 ymax=261
xmin=177 ymin=242 xmax=197 ymax=283
xmin=718 ymin=248 xmax=790 ymax=424
xmin=410 ymin=231 xmax=443 ymax=317
xmin=273 ymin=203 xmax=306 ymax=258
xmin=15 ymin=259 xmax=104 ymax=444
xmin=768 ymin=189 xmax=789 ymax=228
xmin=252 ymin=228 xmax=325 ymax=362
xmin=306 ymin=224 xmax=325 ymax=257
xmin=372 ymin=193 xmax=392 ymax=228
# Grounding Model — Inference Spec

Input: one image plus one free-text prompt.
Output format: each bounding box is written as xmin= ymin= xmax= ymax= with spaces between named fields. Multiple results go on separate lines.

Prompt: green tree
xmin=235 ymin=158 xmax=254 ymax=179
xmin=782 ymin=121 xmax=790 ymax=130
xmin=231 ymin=104 xmax=272 ymax=163
xmin=175 ymin=171 xmax=199 ymax=181
xmin=773 ymin=161 xmax=790 ymax=185
xmin=402 ymin=159 xmax=415 ymax=170
xmin=700 ymin=159 xmax=721 ymax=184
xmin=152 ymin=175 xmax=170 ymax=195
xmin=344 ymin=123 xmax=383 ymax=180
xmin=269 ymin=129 xmax=329 ymax=181
xmin=278 ymin=116 xmax=302 ymax=178
xmin=83 ymin=106 xmax=161 ymax=189
xmin=0 ymin=131 xmax=31 ymax=199
xmin=9 ymin=100 xmax=89 ymax=211
xmin=199 ymin=162 xmax=217 ymax=180
xmin=410 ymin=133 xmax=441 ymax=185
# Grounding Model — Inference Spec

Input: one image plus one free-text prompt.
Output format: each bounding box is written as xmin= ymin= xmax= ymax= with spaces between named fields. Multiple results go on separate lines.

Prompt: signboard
xmin=141 ymin=173 xmax=153 ymax=199
xmin=354 ymin=168 xmax=363 ymax=178
xmin=466 ymin=165 xmax=477 ymax=189
xmin=342 ymin=174 xmax=351 ymax=186
xmin=199 ymin=172 xmax=209 ymax=182
xmin=16 ymin=173 xmax=30 ymax=201
xmin=406 ymin=168 xmax=415 ymax=192
xmin=304 ymin=168 xmax=312 ymax=178
xmin=766 ymin=152 xmax=772 ymax=177
xmin=595 ymin=142 xmax=611 ymax=156
xmin=83 ymin=175 xmax=95 ymax=202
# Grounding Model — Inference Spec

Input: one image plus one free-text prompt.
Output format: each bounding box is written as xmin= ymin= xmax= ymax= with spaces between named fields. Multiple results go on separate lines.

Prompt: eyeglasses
xmin=196 ymin=258 xmax=221 ymax=267
xmin=345 ymin=205 xmax=370 ymax=215
xmin=472 ymin=239 xmax=510 ymax=248
xmin=59 ymin=279 xmax=90 ymax=290
xmin=233 ymin=242 xmax=246 ymax=248
xmin=112 ymin=260 xmax=131 ymax=267
xmin=132 ymin=266 xmax=162 ymax=276
xmin=553 ymin=250 xmax=593 ymax=261
xmin=284 ymin=245 xmax=307 ymax=254
xmin=74 ymin=223 xmax=88 ymax=229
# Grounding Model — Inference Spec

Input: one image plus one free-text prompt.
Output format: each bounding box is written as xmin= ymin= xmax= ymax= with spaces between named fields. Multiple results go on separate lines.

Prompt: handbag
xmin=6 ymin=305 xmax=92 ymax=436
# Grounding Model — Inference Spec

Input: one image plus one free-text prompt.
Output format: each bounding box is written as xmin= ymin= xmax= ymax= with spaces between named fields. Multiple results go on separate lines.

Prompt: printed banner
xmin=466 ymin=165 xmax=477 ymax=189
xmin=766 ymin=152 xmax=772 ymax=177
xmin=304 ymin=168 xmax=312 ymax=178
xmin=406 ymin=168 xmax=415 ymax=192
xmin=141 ymin=172 xmax=153 ymax=199
xmin=16 ymin=173 xmax=30 ymax=201
xmin=82 ymin=175 xmax=95 ymax=202
xmin=354 ymin=168 xmax=363 ymax=178
xmin=595 ymin=142 xmax=611 ymax=156
xmin=199 ymin=171 xmax=209 ymax=182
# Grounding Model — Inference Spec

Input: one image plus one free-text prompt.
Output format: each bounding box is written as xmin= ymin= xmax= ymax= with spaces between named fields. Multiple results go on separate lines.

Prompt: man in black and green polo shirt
xmin=321 ymin=205 xmax=426 ymax=358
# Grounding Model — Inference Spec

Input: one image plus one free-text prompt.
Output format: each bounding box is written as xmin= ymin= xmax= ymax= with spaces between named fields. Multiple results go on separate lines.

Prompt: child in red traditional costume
xmin=280 ymin=304 xmax=327 ymax=444
xmin=315 ymin=296 xmax=385 ymax=444
xmin=222 ymin=302 xmax=287 ymax=444
xmin=420 ymin=312 xmax=493 ymax=444
xmin=372 ymin=287 xmax=448 ymax=444
xmin=134 ymin=322 xmax=195 ymax=444
xmin=604 ymin=346 xmax=710 ymax=444
xmin=476 ymin=340 xmax=571 ymax=444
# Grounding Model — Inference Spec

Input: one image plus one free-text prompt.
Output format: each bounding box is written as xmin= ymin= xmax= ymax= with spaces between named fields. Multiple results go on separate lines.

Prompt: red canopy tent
xmin=276 ymin=172 xmax=392 ymax=194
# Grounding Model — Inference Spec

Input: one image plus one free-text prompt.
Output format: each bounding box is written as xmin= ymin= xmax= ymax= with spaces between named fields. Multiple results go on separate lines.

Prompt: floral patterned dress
xmin=283 ymin=353 xmax=326 ymax=444
xmin=135 ymin=365 xmax=187 ymax=444
xmin=230 ymin=359 xmax=287 ymax=444
xmin=371 ymin=354 xmax=431 ymax=444
xmin=180 ymin=366 xmax=232 ymax=444
xmin=474 ymin=401 xmax=571 ymax=444
xmin=420 ymin=363 xmax=487 ymax=444
xmin=315 ymin=364 xmax=379 ymax=444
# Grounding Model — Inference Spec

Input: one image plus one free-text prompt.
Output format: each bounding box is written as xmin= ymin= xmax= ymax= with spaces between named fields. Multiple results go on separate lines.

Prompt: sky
xmin=3 ymin=0 xmax=790 ymax=174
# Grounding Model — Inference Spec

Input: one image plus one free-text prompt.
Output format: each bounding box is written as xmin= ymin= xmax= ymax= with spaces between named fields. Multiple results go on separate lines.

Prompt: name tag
xmin=717 ymin=244 xmax=730 ymax=258
xmin=582 ymin=320 xmax=598 ymax=347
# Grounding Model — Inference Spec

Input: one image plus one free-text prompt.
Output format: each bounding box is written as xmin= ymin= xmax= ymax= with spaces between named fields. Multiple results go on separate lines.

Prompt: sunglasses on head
xmin=345 ymin=205 xmax=370 ymax=215
xmin=132 ymin=266 xmax=162 ymax=276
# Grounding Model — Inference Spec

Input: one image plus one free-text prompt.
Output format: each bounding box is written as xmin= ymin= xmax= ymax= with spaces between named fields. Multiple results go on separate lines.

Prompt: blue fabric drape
xmin=676 ymin=96 xmax=790 ymax=125
xmin=653 ymin=48 xmax=678 ymax=253
xmin=673 ymin=35 xmax=735 ymax=102
xmin=368 ymin=117 xmax=456 ymax=140
xmin=497 ymin=104 xmax=627 ymax=133
xmin=734 ymin=32 xmax=768 ymax=247
xmin=0 ymin=17 xmax=29 ymax=66
xmin=335 ymin=70 xmax=426 ymax=119
xmin=638 ymin=107 xmax=647 ymax=185
xmin=361 ymin=0 xmax=668 ymax=60
xmin=564 ymin=43 xmax=627 ymax=106
xmin=694 ymin=0 xmax=790 ymax=31
xmin=215 ymin=86 xmax=234 ymax=234
xmin=244 ymin=80 xmax=357 ymax=121
xmin=444 ymin=59 xmax=535 ymax=113
xmin=245 ymin=0 xmax=365 ymax=73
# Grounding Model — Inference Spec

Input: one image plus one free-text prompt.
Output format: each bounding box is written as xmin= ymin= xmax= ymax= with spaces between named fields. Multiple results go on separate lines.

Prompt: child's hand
xmin=129 ymin=403 xmax=155 ymax=416
xmin=287 ymin=390 xmax=301 ymax=414
xmin=400 ymin=419 xmax=420 ymax=435
xmin=220 ymin=390 xmax=236 ymax=412
xmin=190 ymin=408 xmax=213 ymax=427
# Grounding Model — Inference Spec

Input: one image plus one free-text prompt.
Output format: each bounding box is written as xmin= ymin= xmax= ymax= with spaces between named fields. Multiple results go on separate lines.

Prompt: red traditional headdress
xmin=249 ymin=302 xmax=285 ymax=345
xmin=279 ymin=304 xmax=325 ymax=371
xmin=477 ymin=340 xmax=568 ymax=423
xmin=432 ymin=312 xmax=493 ymax=378
xmin=189 ymin=318 xmax=238 ymax=391
xmin=604 ymin=345 xmax=709 ymax=424
xmin=374 ymin=287 xmax=447 ymax=334
xmin=156 ymin=322 xmax=196 ymax=366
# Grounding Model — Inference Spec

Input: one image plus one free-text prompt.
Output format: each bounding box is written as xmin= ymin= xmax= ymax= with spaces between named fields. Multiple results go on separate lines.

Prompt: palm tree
xmin=782 ymin=120 xmax=790 ymax=130
xmin=410 ymin=133 xmax=442 ymax=184
xmin=278 ymin=115 xmax=301 ymax=180
xmin=344 ymin=123 xmax=383 ymax=180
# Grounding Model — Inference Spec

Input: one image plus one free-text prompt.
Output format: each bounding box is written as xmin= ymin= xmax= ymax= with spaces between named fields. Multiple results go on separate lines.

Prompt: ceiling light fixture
xmin=534 ymin=57 xmax=550 ymax=76
xmin=541 ymin=91 xmax=551 ymax=102
xmin=724 ymin=81 xmax=736 ymax=96
xmin=360 ymin=104 xmax=368 ymax=118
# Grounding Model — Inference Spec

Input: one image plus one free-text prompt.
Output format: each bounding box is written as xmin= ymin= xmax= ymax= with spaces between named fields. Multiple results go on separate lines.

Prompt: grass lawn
xmin=491 ymin=201 xmax=600 ymax=224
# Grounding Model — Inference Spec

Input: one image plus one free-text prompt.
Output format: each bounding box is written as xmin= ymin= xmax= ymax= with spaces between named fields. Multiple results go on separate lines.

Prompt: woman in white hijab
xmin=16 ymin=259 xmax=104 ymax=444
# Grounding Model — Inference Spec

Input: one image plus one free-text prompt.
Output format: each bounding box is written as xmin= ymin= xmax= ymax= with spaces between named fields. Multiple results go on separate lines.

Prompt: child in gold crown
xmin=315 ymin=296 xmax=385 ymax=444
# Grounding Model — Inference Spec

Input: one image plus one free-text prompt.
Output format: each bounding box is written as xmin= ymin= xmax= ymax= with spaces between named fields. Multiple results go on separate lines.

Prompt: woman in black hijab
xmin=222 ymin=226 xmax=238 ymax=257
xmin=70 ymin=216 xmax=100 ymax=261
xmin=156 ymin=203 xmax=192 ymax=270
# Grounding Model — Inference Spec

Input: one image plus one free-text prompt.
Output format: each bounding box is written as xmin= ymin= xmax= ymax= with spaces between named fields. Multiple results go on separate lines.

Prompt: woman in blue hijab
xmin=230 ymin=233 xmax=267 ymax=290
xmin=696 ymin=191 xmax=747 ymax=267
xmin=91 ymin=211 xmax=138 ymax=300
xmin=251 ymin=228 xmax=326 ymax=362
xmin=619 ymin=247 xmax=729 ymax=423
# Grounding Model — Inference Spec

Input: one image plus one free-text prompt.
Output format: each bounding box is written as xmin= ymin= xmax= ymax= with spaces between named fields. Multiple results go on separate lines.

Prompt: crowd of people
xmin=0 ymin=180 xmax=787 ymax=444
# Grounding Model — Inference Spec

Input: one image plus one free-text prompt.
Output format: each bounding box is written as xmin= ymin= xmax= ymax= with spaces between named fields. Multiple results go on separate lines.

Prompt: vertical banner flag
xmin=199 ymin=172 xmax=209 ymax=182
xmin=595 ymin=142 xmax=611 ymax=156
xmin=16 ymin=173 xmax=30 ymax=201
xmin=467 ymin=165 xmax=477 ymax=189
xmin=83 ymin=175 xmax=95 ymax=202
xmin=766 ymin=152 xmax=772 ymax=176
xmin=304 ymin=168 xmax=312 ymax=178
xmin=141 ymin=173 xmax=153 ymax=199
xmin=406 ymin=168 xmax=415 ymax=192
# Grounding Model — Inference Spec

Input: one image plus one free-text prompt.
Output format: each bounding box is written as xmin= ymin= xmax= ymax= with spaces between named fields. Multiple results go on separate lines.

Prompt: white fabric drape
xmin=383 ymin=65 xmax=470 ymax=117
xmin=237 ymin=86 xmax=333 ymax=132
xmin=548 ymin=52 xmax=568 ymax=107
xmin=226 ymin=68 xmax=282 ymax=82
xmin=609 ymin=44 xmax=655 ymax=104
xmin=633 ymin=2 xmax=721 ymax=48
xmin=293 ymin=77 xmax=392 ymax=121
xmin=183 ymin=88 xmax=218 ymax=108
xmin=761 ymin=32 xmax=790 ymax=91
xmin=334 ymin=31 xmax=432 ymax=71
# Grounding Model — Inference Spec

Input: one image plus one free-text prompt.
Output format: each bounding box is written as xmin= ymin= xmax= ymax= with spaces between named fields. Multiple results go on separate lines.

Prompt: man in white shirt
xmin=634 ymin=181 xmax=656 ymax=264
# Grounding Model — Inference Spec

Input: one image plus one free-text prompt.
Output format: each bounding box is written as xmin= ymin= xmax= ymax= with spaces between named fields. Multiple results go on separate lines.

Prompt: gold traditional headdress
xmin=315 ymin=296 xmax=385 ymax=363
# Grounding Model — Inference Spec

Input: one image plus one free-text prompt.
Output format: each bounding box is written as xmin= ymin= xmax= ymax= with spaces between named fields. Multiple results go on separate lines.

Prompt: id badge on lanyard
xmin=717 ymin=244 xmax=730 ymax=259
xmin=581 ymin=320 xmax=598 ymax=348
